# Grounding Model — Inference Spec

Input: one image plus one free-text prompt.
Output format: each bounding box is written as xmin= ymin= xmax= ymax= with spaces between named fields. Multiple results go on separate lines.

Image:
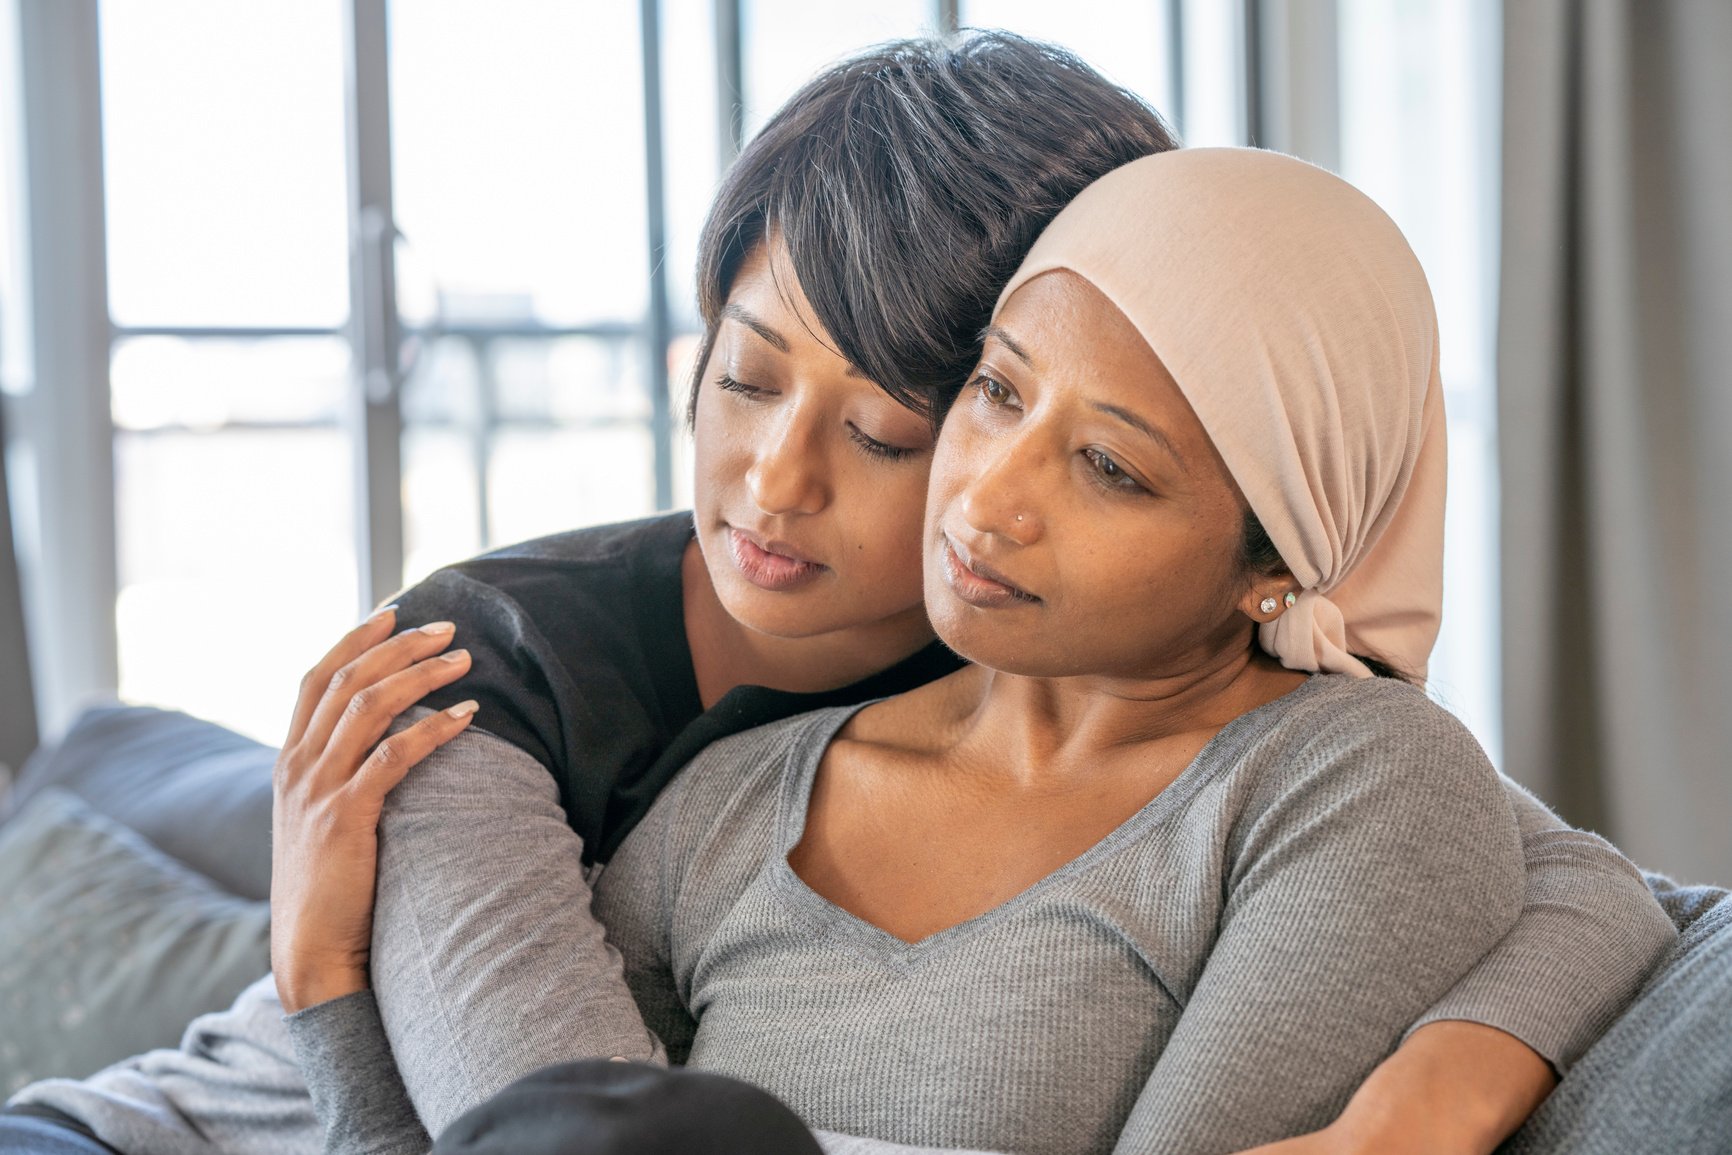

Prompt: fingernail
xmin=447 ymin=700 xmax=479 ymax=719
xmin=369 ymin=603 xmax=399 ymax=623
xmin=419 ymin=620 xmax=455 ymax=635
xmin=442 ymin=648 xmax=470 ymax=664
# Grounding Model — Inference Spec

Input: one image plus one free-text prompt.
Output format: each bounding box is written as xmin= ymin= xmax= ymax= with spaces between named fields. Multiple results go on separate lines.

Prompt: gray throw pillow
xmin=3 ymin=704 xmax=276 ymax=900
xmin=0 ymin=789 xmax=271 ymax=1096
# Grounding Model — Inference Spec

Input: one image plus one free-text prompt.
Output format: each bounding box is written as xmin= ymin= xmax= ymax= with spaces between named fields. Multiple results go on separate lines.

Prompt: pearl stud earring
xmin=1284 ymin=591 xmax=1297 ymax=609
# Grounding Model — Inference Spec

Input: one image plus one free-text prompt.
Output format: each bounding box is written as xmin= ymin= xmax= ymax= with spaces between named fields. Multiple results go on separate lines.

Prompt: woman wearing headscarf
xmin=550 ymin=147 xmax=1590 ymax=1152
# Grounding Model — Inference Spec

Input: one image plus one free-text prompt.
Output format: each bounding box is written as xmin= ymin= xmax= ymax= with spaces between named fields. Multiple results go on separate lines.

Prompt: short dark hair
xmin=687 ymin=30 xmax=1179 ymax=426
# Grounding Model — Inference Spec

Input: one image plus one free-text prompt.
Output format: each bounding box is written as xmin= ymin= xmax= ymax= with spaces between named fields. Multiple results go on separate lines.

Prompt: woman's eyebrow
xmin=981 ymin=324 xmax=1034 ymax=367
xmin=722 ymin=303 xmax=789 ymax=352
xmin=1092 ymin=402 xmax=1188 ymax=471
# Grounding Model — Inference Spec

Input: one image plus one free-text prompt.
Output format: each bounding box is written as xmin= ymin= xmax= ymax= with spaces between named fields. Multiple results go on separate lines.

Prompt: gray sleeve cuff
xmin=286 ymin=989 xmax=434 ymax=1155
xmin=1406 ymin=825 xmax=1677 ymax=1072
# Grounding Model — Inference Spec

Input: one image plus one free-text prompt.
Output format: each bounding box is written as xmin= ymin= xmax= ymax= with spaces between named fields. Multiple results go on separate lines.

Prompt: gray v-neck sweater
xmin=590 ymin=675 xmax=1526 ymax=1155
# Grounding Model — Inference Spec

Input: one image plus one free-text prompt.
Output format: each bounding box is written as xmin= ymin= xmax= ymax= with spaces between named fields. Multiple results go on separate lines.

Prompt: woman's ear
xmin=1238 ymin=575 xmax=1297 ymax=623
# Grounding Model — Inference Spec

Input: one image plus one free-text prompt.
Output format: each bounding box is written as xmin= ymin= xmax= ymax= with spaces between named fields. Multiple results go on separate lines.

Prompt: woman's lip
xmin=727 ymin=527 xmax=828 ymax=592
xmin=941 ymin=537 xmax=1039 ymax=608
xmin=731 ymin=525 xmax=819 ymax=566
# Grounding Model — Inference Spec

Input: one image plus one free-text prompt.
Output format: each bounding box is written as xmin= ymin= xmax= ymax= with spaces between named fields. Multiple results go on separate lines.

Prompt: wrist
xmin=275 ymin=961 xmax=370 ymax=1015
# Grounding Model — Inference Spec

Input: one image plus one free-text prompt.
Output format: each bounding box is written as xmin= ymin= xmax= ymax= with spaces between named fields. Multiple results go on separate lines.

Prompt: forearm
xmin=1323 ymin=1021 xmax=1555 ymax=1155
xmin=371 ymin=713 xmax=662 ymax=1136
xmin=284 ymin=989 xmax=999 ymax=1155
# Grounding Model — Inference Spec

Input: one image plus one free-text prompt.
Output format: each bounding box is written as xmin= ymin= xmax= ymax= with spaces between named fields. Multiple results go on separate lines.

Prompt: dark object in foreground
xmin=431 ymin=1060 xmax=824 ymax=1155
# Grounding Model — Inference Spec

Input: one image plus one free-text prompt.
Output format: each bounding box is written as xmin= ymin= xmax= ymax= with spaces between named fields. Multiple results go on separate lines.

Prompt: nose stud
xmin=1015 ymin=514 xmax=1024 ymax=522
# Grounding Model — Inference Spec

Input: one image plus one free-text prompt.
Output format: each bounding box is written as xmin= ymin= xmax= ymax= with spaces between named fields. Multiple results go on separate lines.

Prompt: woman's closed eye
xmin=716 ymin=369 xmax=922 ymax=461
xmin=846 ymin=423 xmax=920 ymax=462
xmin=716 ymin=372 xmax=772 ymax=399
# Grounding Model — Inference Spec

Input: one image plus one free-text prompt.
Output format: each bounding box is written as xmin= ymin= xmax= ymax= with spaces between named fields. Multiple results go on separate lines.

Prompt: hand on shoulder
xmin=270 ymin=605 xmax=479 ymax=1012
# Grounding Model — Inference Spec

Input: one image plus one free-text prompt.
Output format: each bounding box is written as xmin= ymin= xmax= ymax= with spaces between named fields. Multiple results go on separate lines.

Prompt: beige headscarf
xmin=996 ymin=148 xmax=1446 ymax=679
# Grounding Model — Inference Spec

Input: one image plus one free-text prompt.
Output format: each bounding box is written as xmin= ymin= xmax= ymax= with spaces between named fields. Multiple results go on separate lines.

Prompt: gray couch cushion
xmin=2 ymin=705 xmax=275 ymax=900
xmin=0 ymin=789 xmax=271 ymax=1095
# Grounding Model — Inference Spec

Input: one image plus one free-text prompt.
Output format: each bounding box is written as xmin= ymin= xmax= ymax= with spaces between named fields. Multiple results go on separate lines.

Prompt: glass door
xmin=100 ymin=0 xmax=357 ymax=741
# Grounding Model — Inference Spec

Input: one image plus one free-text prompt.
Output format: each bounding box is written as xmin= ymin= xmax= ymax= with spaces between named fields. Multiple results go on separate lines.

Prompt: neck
xmin=681 ymin=539 xmax=936 ymax=708
xmin=947 ymin=644 xmax=1309 ymax=787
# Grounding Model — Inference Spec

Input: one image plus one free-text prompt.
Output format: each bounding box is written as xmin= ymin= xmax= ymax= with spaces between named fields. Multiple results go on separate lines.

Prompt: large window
xmin=387 ymin=2 xmax=656 ymax=576
xmin=5 ymin=0 xmax=1502 ymax=759
xmin=1336 ymin=0 xmax=1502 ymax=761
xmin=100 ymin=1 xmax=355 ymax=741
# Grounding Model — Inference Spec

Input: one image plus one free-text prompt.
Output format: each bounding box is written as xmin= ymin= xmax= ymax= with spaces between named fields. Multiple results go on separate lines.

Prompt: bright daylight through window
xmin=2 ymin=0 xmax=1500 ymax=763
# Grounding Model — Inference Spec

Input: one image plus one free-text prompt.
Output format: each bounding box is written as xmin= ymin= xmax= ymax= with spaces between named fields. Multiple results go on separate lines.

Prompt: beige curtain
xmin=1500 ymin=0 xmax=1732 ymax=884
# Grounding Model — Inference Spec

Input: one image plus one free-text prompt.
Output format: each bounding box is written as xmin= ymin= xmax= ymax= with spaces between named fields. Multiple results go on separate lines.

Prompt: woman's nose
xmin=957 ymin=432 xmax=1042 ymax=545
xmin=745 ymin=412 xmax=828 ymax=516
